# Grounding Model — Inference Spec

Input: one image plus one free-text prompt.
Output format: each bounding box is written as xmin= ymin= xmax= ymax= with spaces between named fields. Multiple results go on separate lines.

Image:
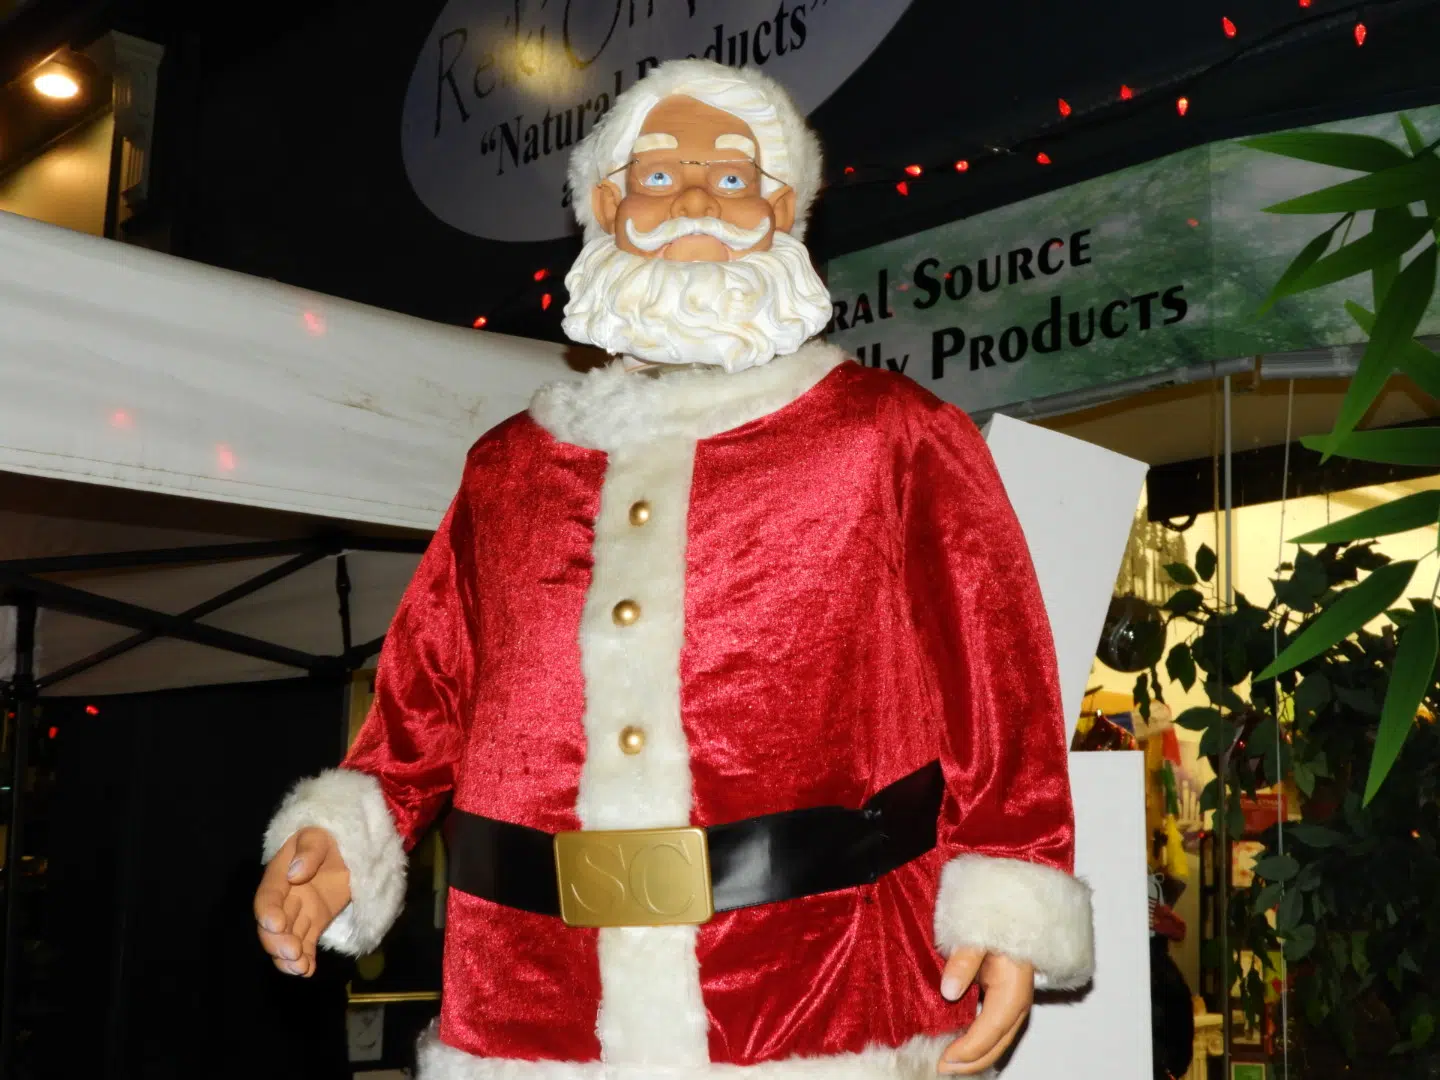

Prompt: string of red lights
xmin=472 ymin=3 xmax=1381 ymax=332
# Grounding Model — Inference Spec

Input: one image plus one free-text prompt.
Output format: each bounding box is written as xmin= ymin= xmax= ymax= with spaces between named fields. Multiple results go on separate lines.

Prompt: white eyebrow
xmin=632 ymin=133 xmax=679 ymax=153
xmin=715 ymin=134 xmax=757 ymax=158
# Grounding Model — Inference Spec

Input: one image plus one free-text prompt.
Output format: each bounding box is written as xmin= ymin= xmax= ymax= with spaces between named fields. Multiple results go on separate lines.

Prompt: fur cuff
xmin=262 ymin=768 xmax=407 ymax=956
xmin=934 ymin=855 xmax=1094 ymax=990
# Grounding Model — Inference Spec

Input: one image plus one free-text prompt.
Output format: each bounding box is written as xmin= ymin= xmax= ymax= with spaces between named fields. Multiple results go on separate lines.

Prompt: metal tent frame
xmin=0 ymin=531 xmax=427 ymax=1071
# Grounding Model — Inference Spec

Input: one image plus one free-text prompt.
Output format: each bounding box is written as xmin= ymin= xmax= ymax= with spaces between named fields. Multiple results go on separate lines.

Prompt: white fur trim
xmin=416 ymin=1027 xmax=979 ymax=1080
xmin=529 ymin=340 xmax=846 ymax=451
xmin=568 ymin=59 xmax=823 ymax=243
xmin=262 ymin=768 xmax=407 ymax=956
xmin=577 ymin=433 xmax=708 ymax=1065
xmin=934 ymin=855 xmax=1095 ymax=991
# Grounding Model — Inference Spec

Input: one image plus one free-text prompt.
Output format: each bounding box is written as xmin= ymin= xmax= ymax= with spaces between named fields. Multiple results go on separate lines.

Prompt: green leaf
xmin=1291 ymin=490 xmax=1440 ymax=543
xmin=1253 ymin=882 xmax=1283 ymax=913
xmin=1304 ymin=426 xmax=1440 ymax=467
xmin=1319 ymin=244 xmax=1438 ymax=458
xmin=1256 ymin=559 xmax=1418 ymax=681
xmin=1363 ymin=604 xmax=1438 ymax=805
xmin=1352 ymin=932 xmax=1371 ymax=978
xmin=1200 ymin=777 xmax=1221 ymax=814
xmin=1166 ymin=643 xmax=1198 ymax=691
xmin=1257 ymin=228 xmax=1338 ymax=315
xmin=1255 ymin=853 xmax=1300 ymax=882
xmin=1277 ymin=886 xmax=1304 ymax=933
xmin=1370 ymin=208 xmax=1430 ymax=310
xmin=1196 ymin=543 xmax=1217 ymax=583
xmin=1284 ymin=923 xmax=1317 ymax=962
xmin=1199 ymin=718 xmax=1236 ymax=757
xmin=1400 ymin=114 xmax=1427 ymax=155
xmin=1242 ymin=131 xmax=1413 ymax=172
xmin=1164 ymin=562 xmax=1197 ymax=586
xmin=1165 ymin=588 xmax=1204 ymax=615
xmin=1345 ymin=303 xmax=1440 ymax=400
xmin=1174 ymin=706 xmax=1219 ymax=732
xmin=1263 ymin=156 xmax=1440 ymax=214
xmin=1277 ymin=211 xmax=1432 ymax=301
xmin=1412 ymin=1012 xmax=1435 ymax=1048
xmin=1290 ymin=823 xmax=1345 ymax=847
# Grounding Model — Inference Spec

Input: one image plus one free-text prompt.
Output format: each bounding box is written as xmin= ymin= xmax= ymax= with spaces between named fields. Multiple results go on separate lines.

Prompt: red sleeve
xmin=901 ymin=396 xmax=1092 ymax=986
xmin=343 ymin=465 xmax=477 ymax=850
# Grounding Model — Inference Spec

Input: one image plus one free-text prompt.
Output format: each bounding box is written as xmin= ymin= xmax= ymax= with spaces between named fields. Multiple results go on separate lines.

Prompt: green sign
xmin=825 ymin=106 xmax=1440 ymax=415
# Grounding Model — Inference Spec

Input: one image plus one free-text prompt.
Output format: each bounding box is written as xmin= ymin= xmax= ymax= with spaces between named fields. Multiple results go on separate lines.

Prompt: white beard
xmin=561 ymin=229 xmax=833 ymax=373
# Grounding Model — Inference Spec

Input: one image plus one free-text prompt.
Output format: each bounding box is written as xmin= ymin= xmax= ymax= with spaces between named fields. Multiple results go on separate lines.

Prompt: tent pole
xmin=1 ymin=593 xmax=37 ymax=1077
xmin=335 ymin=555 xmax=353 ymax=656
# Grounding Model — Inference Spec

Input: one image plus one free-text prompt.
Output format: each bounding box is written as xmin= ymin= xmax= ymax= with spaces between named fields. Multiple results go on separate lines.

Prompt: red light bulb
xmin=1058 ymin=98 xmax=1072 ymax=117
xmin=904 ymin=164 xmax=923 ymax=177
xmin=84 ymin=704 xmax=99 ymax=716
xmin=954 ymin=160 xmax=970 ymax=172
xmin=1222 ymin=16 xmax=1237 ymax=37
xmin=1036 ymin=152 xmax=1052 ymax=165
xmin=1354 ymin=22 xmax=1366 ymax=45
xmin=472 ymin=316 xmax=488 ymax=329
xmin=532 ymin=268 xmax=550 ymax=282
xmin=1176 ymin=96 xmax=1190 ymax=117
xmin=895 ymin=181 xmax=910 ymax=196
xmin=1298 ymin=0 xmax=1311 ymax=6
xmin=843 ymin=165 xmax=855 ymax=175
xmin=541 ymin=293 xmax=553 ymax=311
xmin=1119 ymin=84 xmax=1135 ymax=101
xmin=48 ymin=727 xmax=58 ymax=739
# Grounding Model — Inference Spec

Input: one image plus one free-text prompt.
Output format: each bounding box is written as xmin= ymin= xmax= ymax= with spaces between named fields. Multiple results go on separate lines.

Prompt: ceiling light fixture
xmin=33 ymin=71 xmax=80 ymax=100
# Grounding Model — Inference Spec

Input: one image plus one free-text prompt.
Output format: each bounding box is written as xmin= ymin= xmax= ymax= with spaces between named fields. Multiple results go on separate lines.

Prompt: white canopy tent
xmin=0 ymin=209 xmax=577 ymax=697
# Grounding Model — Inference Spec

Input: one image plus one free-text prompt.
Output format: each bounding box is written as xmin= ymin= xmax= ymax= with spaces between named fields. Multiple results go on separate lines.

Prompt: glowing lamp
xmin=1222 ymin=16 xmax=1237 ymax=37
xmin=541 ymin=293 xmax=553 ymax=311
xmin=1036 ymin=152 xmax=1052 ymax=165
xmin=1354 ymin=22 xmax=1367 ymax=45
xmin=1119 ymin=84 xmax=1135 ymax=101
xmin=954 ymin=160 xmax=970 ymax=172
xmin=533 ymin=268 xmax=549 ymax=281
xmin=33 ymin=71 xmax=79 ymax=100
xmin=1176 ymin=97 xmax=1190 ymax=117
xmin=904 ymin=164 xmax=922 ymax=177
xmin=84 ymin=705 xmax=100 ymax=716
xmin=472 ymin=316 xmax=488 ymax=329
xmin=1057 ymin=98 xmax=1072 ymax=117
xmin=895 ymin=181 xmax=909 ymax=196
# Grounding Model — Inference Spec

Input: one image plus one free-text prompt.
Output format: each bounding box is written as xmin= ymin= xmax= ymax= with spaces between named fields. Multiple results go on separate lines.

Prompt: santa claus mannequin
xmin=255 ymin=60 xmax=1093 ymax=1079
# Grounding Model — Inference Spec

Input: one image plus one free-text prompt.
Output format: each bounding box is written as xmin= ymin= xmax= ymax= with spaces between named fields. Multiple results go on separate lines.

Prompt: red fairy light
xmin=1298 ymin=0 xmax=1311 ymax=6
xmin=1176 ymin=96 xmax=1190 ymax=116
xmin=84 ymin=704 xmax=99 ymax=716
xmin=541 ymin=293 xmax=553 ymax=311
xmin=1119 ymin=84 xmax=1135 ymax=101
xmin=110 ymin=409 xmax=132 ymax=429
xmin=1036 ymin=152 xmax=1052 ymax=165
xmin=1222 ymin=16 xmax=1237 ymax=37
xmin=904 ymin=163 xmax=922 ymax=177
xmin=472 ymin=315 xmax=488 ymax=329
xmin=302 ymin=310 xmax=325 ymax=335
xmin=1354 ymin=22 xmax=1367 ymax=45
xmin=48 ymin=727 xmax=58 ymax=740
xmin=895 ymin=180 xmax=910 ymax=196
xmin=216 ymin=445 xmax=236 ymax=471
xmin=843 ymin=165 xmax=855 ymax=175
xmin=1187 ymin=218 xmax=1200 ymax=227
xmin=532 ymin=268 xmax=550 ymax=282
xmin=1057 ymin=98 xmax=1072 ymax=117
xmin=954 ymin=159 xmax=970 ymax=172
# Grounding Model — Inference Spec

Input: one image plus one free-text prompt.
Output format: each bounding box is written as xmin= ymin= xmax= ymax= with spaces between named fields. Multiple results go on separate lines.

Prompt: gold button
xmin=612 ymin=599 xmax=641 ymax=626
xmin=628 ymin=500 xmax=652 ymax=526
xmin=619 ymin=726 xmax=645 ymax=755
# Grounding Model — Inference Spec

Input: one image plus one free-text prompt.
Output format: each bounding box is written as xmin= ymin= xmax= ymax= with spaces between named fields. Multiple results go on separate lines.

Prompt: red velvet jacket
xmin=264 ymin=343 xmax=1093 ymax=1080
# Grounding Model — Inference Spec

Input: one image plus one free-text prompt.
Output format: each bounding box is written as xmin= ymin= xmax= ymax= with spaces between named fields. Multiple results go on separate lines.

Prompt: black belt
xmin=444 ymin=760 xmax=943 ymax=924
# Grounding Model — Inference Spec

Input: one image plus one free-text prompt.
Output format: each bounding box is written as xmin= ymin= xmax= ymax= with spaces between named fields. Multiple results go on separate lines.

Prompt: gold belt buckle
xmin=553 ymin=826 xmax=714 ymax=928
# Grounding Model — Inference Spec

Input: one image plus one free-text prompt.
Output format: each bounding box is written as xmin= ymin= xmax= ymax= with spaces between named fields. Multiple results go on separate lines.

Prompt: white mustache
xmin=624 ymin=215 xmax=772 ymax=253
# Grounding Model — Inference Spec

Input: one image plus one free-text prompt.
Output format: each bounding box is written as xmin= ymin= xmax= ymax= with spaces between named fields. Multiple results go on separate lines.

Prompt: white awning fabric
xmin=0 ymin=211 xmax=583 ymax=695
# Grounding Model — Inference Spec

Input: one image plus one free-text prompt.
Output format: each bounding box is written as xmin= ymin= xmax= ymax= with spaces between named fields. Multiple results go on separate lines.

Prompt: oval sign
xmin=401 ymin=0 xmax=914 ymax=242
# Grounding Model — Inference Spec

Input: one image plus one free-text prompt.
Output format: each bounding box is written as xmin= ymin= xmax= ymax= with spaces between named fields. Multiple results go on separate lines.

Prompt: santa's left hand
xmin=936 ymin=947 xmax=1035 ymax=1075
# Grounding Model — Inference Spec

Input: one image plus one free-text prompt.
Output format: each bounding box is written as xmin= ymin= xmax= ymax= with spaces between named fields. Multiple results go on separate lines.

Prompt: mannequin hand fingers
xmin=271 ymin=953 xmax=307 ymax=978
xmin=938 ymin=1007 xmax=1028 ymax=1075
xmin=938 ymin=963 xmax=1031 ymax=1071
xmin=940 ymin=947 xmax=984 ymax=1002
xmin=254 ymin=843 xmax=298 ymax=933
xmin=257 ymin=926 xmax=304 ymax=963
xmin=287 ymin=829 xmax=333 ymax=886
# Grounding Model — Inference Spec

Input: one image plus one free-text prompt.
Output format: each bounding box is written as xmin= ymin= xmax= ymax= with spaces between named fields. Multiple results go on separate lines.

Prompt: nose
xmin=670 ymin=184 xmax=718 ymax=219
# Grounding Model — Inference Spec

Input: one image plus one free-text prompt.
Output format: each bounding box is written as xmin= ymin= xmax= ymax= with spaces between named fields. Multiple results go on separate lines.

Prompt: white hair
xmin=561 ymin=229 xmax=832 ymax=373
xmin=568 ymin=59 xmax=824 ymax=244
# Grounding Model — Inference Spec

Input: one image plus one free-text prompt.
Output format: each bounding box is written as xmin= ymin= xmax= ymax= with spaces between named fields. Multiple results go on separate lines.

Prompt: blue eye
xmin=716 ymin=172 xmax=747 ymax=191
xmin=641 ymin=170 xmax=673 ymax=188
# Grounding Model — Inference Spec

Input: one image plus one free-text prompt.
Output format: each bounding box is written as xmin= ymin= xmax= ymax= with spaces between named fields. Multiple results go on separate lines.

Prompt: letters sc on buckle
xmin=553 ymin=826 xmax=715 ymax=928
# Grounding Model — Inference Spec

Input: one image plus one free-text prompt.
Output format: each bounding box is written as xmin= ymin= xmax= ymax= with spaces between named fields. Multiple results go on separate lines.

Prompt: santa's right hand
xmin=254 ymin=827 xmax=352 ymax=977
